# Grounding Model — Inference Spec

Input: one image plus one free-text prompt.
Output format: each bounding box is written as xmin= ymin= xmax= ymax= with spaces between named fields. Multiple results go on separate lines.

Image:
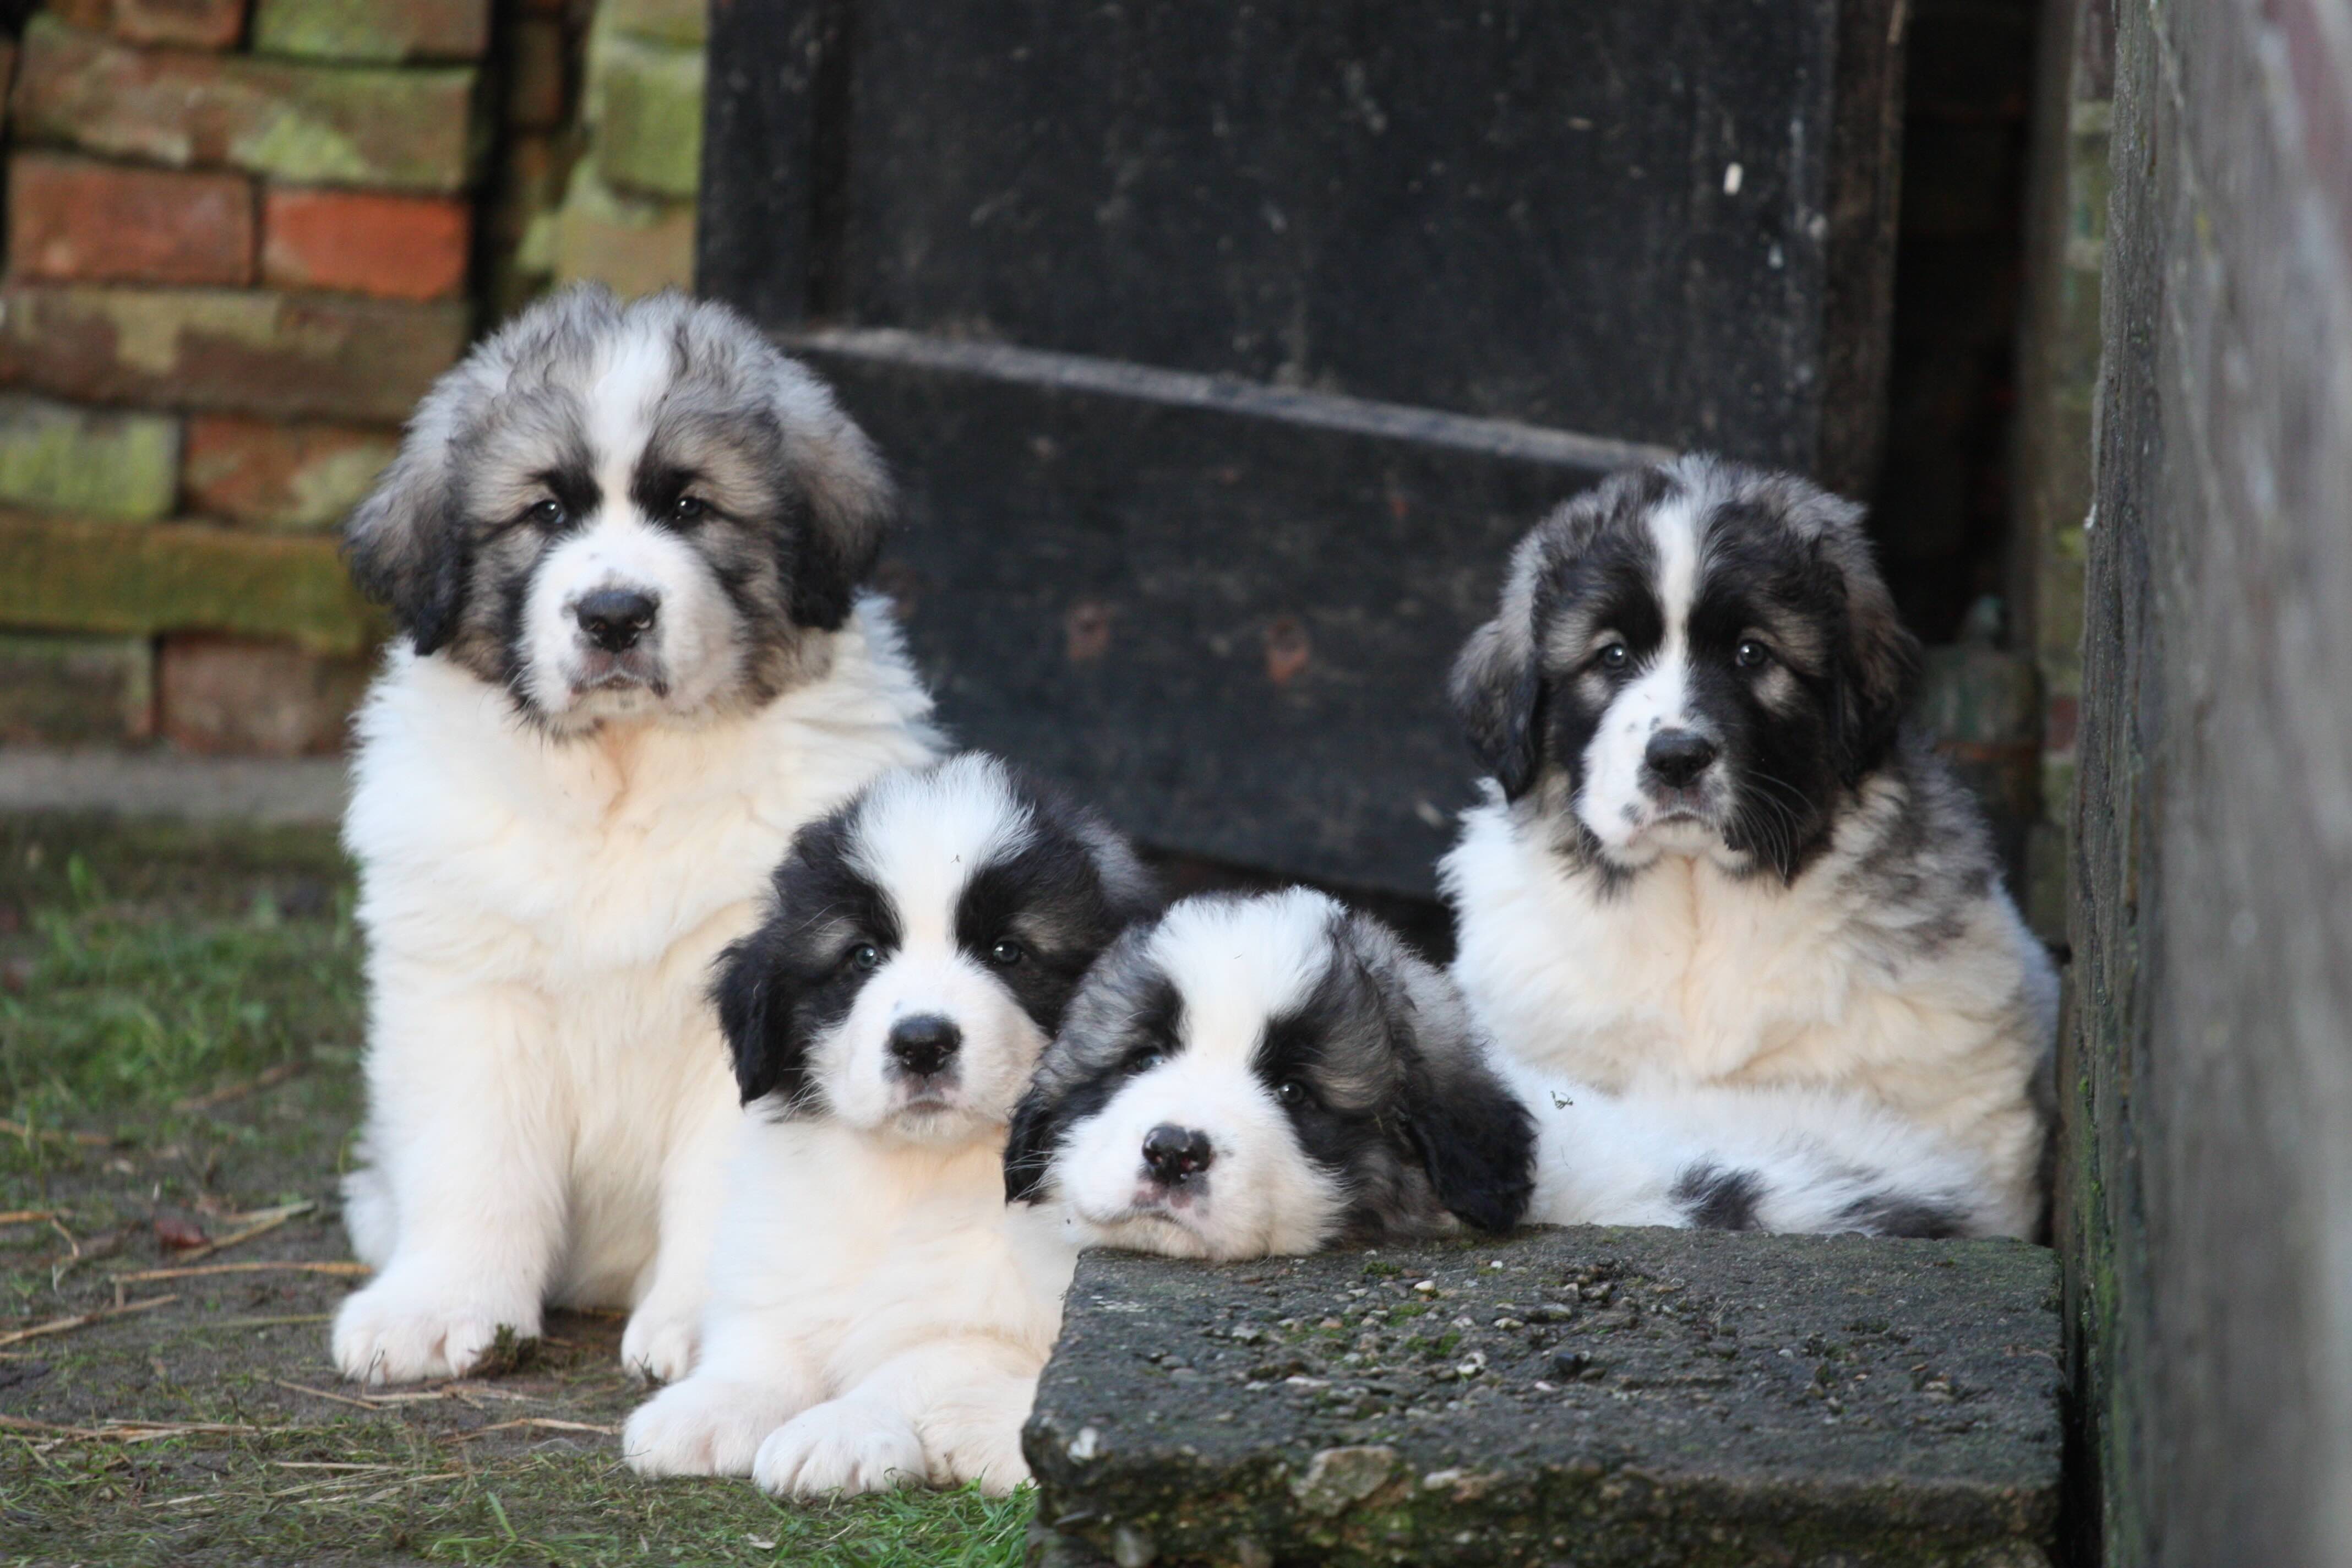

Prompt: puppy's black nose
xmin=575 ymin=587 xmax=658 ymax=652
xmin=887 ymin=1014 xmax=961 ymax=1078
xmin=1141 ymin=1124 xmax=1215 ymax=1185
xmin=1643 ymin=728 xmax=1719 ymax=788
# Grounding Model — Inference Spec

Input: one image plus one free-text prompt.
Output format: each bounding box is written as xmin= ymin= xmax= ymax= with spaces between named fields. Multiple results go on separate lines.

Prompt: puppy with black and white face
xmin=333 ymin=286 xmax=941 ymax=1387
xmin=1441 ymin=455 xmax=2057 ymax=1235
xmin=1012 ymin=890 xmax=2014 ymax=1256
xmin=1008 ymin=889 xmax=1537 ymax=1259
xmin=625 ymin=754 xmax=1158 ymax=1498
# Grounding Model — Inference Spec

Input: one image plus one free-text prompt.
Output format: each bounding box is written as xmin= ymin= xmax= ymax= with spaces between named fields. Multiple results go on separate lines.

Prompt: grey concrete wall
xmin=2070 ymin=1 xmax=2352 ymax=1563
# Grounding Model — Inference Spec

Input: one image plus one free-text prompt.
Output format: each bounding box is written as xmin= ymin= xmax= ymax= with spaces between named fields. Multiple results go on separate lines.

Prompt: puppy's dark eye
xmin=670 ymin=495 xmax=707 ymax=524
xmin=525 ymin=498 xmax=564 ymax=529
xmin=1128 ymin=1044 xmax=1168 ymax=1074
xmin=1735 ymin=639 xmax=1771 ymax=669
xmin=1275 ymin=1080 xmax=1309 ymax=1108
xmin=987 ymin=939 xmax=1026 ymax=967
xmin=846 ymin=943 xmax=881 ymax=972
xmin=1596 ymin=640 xmax=1630 ymax=672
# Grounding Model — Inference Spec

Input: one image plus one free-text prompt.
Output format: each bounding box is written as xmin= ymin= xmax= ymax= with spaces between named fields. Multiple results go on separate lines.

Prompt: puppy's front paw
xmin=620 ymin=1303 xmax=699 ymax=1384
xmin=332 ymin=1277 xmax=538 ymax=1385
xmin=624 ymin=1375 xmax=803 ymax=1478
xmin=752 ymin=1400 xmax=928 ymax=1498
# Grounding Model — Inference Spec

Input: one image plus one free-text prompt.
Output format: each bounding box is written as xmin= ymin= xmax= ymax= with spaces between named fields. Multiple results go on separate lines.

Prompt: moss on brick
xmin=0 ymin=284 xmax=472 ymax=423
xmin=251 ymin=0 xmax=490 ymax=63
xmin=0 ymin=507 xmax=385 ymax=654
xmin=606 ymin=0 xmax=707 ymax=47
xmin=590 ymin=26 xmax=704 ymax=200
xmin=15 ymin=15 xmax=484 ymax=194
xmin=549 ymin=156 xmax=694 ymax=295
xmin=0 ymin=394 xmax=181 ymax=520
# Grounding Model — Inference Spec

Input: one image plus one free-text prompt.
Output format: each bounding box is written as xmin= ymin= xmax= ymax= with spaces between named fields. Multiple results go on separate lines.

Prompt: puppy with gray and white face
xmin=625 ymin=754 xmax=1158 ymax=1498
xmin=1440 ymin=455 xmax=2057 ymax=1236
xmin=1011 ymin=889 xmax=2015 ymax=1258
xmin=332 ymin=286 xmax=941 ymax=1388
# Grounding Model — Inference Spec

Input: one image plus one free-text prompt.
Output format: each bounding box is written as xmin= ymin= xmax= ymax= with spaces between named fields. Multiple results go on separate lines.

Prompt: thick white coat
xmin=333 ymin=599 xmax=939 ymax=1385
xmin=1444 ymin=787 xmax=2054 ymax=1237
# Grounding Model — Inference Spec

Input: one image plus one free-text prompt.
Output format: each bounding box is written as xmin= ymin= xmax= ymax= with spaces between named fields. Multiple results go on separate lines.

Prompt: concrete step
xmin=1025 ymin=1228 xmax=2061 ymax=1568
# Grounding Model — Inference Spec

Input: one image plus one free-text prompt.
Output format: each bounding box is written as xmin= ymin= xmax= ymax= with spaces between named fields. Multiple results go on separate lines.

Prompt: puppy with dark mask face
xmin=1010 ymin=890 xmax=2012 ymax=1255
xmin=624 ymin=754 xmax=1158 ymax=1497
xmin=332 ymin=286 xmax=941 ymax=1387
xmin=1009 ymin=889 xmax=1534 ymax=1258
xmin=1440 ymin=456 xmax=2056 ymax=1237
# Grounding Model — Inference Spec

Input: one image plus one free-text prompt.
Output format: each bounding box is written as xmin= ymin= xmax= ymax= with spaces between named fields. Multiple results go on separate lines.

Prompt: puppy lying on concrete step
xmin=1009 ymin=889 xmax=2011 ymax=1259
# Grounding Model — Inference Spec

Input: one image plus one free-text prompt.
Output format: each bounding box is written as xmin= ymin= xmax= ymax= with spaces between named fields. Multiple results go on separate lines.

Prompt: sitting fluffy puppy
xmin=624 ymin=754 xmax=1158 ymax=1496
xmin=333 ymin=285 xmax=940 ymax=1386
xmin=1011 ymin=889 xmax=2011 ymax=1257
xmin=1440 ymin=455 xmax=2056 ymax=1237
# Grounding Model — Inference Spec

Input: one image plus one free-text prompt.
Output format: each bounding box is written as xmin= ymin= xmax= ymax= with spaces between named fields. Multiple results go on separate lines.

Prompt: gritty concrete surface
xmin=1026 ymin=1229 xmax=2061 ymax=1567
xmin=0 ymin=744 xmax=345 ymax=824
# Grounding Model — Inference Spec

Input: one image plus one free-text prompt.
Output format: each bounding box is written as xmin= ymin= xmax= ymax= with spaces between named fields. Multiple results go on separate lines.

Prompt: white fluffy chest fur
xmin=1442 ymin=793 xmax=2055 ymax=1211
xmin=338 ymin=600 xmax=940 ymax=1323
xmin=714 ymin=1117 xmax=1077 ymax=1391
xmin=349 ymin=601 xmax=938 ymax=993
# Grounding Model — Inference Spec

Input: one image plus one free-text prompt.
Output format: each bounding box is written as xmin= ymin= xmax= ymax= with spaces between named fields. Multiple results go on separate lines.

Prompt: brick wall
xmin=0 ymin=0 xmax=632 ymax=755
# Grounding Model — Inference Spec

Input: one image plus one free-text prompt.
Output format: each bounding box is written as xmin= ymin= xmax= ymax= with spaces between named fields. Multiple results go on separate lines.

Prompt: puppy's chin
xmin=882 ymin=1096 xmax=998 ymax=1146
xmin=1581 ymin=798 xmax=1752 ymax=873
xmin=1062 ymin=1201 xmax=1229 ymax=1261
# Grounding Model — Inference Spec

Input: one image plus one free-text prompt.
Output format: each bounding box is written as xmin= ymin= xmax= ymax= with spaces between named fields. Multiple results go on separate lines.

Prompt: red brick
xmin=261 ymin=187 xmax=470 ymax=301
xmin=158 ymin=633 xmax=368 ymax=755
xmin=9 ymin=153 xmax=255 ymax=287
xmin=47 ymin=0 xmax=247 ymax=50
xmin=0 ymin=284 xmax=473 ymax=423
xmin=183 ymin=413 xmax=397 ymax=529
xmin=12 ymin=15 xmax=482 ymax=194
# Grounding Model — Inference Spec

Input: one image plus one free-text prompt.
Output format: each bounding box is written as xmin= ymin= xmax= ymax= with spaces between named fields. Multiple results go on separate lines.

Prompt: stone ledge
xmin=1025 ymin=1228 xmax=2061 ymax=1568
xmin=0 ymin=507 xmax=385 ymax=654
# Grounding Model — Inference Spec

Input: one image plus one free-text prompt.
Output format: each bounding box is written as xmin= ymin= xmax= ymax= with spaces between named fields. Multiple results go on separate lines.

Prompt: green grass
xmin=0 ymin=814 xmax=1032 ymax=1567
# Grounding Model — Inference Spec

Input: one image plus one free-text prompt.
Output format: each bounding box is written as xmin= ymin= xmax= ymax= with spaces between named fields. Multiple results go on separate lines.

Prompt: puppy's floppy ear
xmin=1399 ymin=1040 xmax=1536 ymax=1233
xmin=1449 ymin=611 xmax=1547 ymax=801
xmin=1001 ymin=1079 xmax=1066 ymax=1205
xmin=1340 ymin=911 xmax=1534 ymax=1233
xmin=1819 ymin=533 xmax=1922 ymax=785
xmin=776 ymin=367 xmax=892 ymax=631
xmin=709 ymin=925 xmax=814 ymax=1110
xmin=343 ymin=441 xmax=469 ymax=656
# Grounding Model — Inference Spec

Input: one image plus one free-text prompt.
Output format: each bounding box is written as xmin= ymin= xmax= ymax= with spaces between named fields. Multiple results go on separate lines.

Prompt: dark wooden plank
xmin=705 ymin=0 xmax=1901 ymax=475
xmin=798 ymin=331 xmax=1655 ymax=894
xmin=2071 ymin=0 xmax=2352 ymax=1562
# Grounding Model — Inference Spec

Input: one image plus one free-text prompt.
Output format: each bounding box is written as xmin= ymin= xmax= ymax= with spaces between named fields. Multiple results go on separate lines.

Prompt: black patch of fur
xmin=1672 ymin=1162 xmax=1765 ymax=1231
xmin=710 ymin=811 xmax=902 ymax=1111
xmin=1836 ymin=1191 xmax=1967 ymax=1239
xmin=954 ymin=786 xmax=1158 ymax=1039
xmin=1395 ymin=1038 xmax=1537 ymax=1234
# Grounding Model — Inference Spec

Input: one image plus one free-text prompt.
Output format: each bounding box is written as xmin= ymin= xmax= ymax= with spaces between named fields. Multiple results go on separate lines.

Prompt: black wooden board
xmin=801 ymin=331 xmax=1664 ymax=893
xmin=700 ymin=0 xmax=1903 ymax=894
